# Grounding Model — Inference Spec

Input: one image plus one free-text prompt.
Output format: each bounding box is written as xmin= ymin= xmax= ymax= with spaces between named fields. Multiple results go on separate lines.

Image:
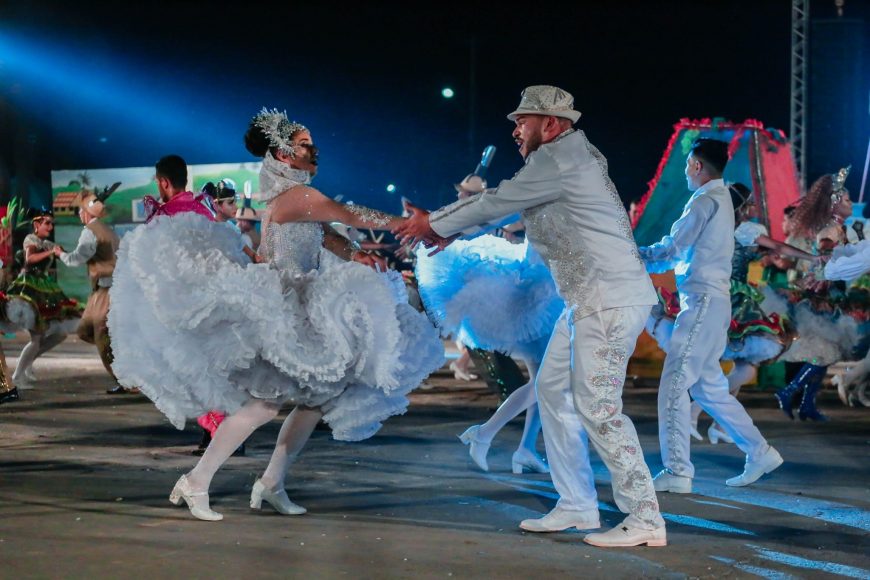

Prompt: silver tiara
xmin=253 ymin=108 xmax=307 ymax=156
xmin=831 ymin=165 xmax=850 ymax=203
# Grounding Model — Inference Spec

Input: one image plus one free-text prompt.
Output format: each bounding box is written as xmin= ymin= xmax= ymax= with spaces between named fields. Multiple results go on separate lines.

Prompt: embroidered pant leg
xmin=535 ymin=310 xmax=598 ymax=517
xmin=658 ymin=293 xmax=720 ymax=478
xmin=570 ymin=305 xmax=663 ymax=530
xmin=688 ymin=299 xmax=768 ymax=461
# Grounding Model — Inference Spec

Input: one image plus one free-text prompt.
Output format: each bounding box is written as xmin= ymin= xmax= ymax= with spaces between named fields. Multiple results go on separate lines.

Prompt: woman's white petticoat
xmin=108 ymin=212 xmax=444 ymax=441
xmin=415 ymin=236 xmax=563 ymax=363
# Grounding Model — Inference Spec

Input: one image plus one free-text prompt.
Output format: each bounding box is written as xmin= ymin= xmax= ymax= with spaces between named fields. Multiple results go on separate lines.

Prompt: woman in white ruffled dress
xmin=416 ymin=229 xmax=563 ymax=474
xmin=109 ymin=109 xmax=444 ymax=521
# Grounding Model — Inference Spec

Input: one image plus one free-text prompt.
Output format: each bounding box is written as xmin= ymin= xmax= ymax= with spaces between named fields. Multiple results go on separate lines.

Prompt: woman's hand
xmin=352 ymin=250 xmax=387 ymax=272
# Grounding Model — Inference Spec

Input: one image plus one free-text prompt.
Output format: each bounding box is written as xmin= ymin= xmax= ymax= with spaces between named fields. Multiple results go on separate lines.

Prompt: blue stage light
xmin=441 ymin=87 xmax=454 ymax=99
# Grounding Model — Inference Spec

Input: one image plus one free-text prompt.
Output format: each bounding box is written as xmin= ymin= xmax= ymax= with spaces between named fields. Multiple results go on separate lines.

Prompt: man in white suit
xmin=395 ymin=85 xmax=666 ymax=548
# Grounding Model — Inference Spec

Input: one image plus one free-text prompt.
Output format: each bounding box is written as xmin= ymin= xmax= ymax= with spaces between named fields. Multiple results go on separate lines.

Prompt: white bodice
xmin=260 ymin=221 xmax=323 ymax=280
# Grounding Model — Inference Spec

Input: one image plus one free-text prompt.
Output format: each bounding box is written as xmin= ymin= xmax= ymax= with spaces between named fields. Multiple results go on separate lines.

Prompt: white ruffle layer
xmin=760 ymin=287 xmax=861 ymax=366
xmin=108 ymin=213 xmax=444 ymax=441
xmin=415 ymin=236 xmax=562 ymax=363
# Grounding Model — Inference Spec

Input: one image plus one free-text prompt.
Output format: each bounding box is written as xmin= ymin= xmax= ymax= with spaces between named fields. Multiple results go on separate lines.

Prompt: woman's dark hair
xmin=728 ymin=182 xmax=752 ymax=220
xmin=690 ymin=138 xmax=729 ymax=175
xmin=792 ymin=174 xmax=836 ymax=235
xmin=30 ymin=208 xmax=53 ymax=231
xmin=244 ymin=122 xmax=274 ymax=158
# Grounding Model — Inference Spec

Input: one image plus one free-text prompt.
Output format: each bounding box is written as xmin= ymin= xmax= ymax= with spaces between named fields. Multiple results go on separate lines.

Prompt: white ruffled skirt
xmin=108 ymin=213 xmax=444 ymax=441
xmin=415 ymin=236 xmax=563 ymax=363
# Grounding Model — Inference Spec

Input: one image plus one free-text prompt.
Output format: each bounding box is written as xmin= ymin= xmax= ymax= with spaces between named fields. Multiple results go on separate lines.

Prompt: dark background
xmin=1 ymin=0 xmax=868 ymax=212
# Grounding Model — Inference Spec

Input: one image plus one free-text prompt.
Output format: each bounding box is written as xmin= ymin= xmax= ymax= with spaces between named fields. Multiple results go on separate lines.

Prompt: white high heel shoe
xmin=832 ymin=374 xmax=850 ymax=406
xmin=708 ymin=424 xmax=733 ymax=445
xmin=458 ymin=425 xmax=490 ymax=472
xmin=169 ymin=474 xmax=223 ymax=521
xmin=250 ymin=479 xmax=307 ymax=515
xmin=689 ymin=419 xmax=704 ymax=442
xmin=449 ymin=361 xmax=478 ymax=381
xmin=511 ymin=448 xmax=550 ymax=474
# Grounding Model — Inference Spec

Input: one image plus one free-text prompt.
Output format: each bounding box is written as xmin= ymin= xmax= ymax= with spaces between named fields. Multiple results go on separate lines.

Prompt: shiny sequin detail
xmin=665 ymin=293 xmax=710 ymax=474
xmin=522 ymin=204 xmax=590 ymax=317
xmin=430 ymin=195 xmax=479 ymax=225
xmin=346 ymin=204 xmax=395 ymax=228
xmin=253 ymin=108 xmax=307 ymax=156
xmin=584 ymin=134 xmax=642 ymax=264
xmin=579 ymin=310 xmax=661 ymax=528
xmin=260 ymin=221 xmax=323 ymax=283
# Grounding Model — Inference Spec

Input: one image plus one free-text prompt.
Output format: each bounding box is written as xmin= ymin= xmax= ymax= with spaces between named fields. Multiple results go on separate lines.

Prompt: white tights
xmin=13 ymin=328 xmax=67 ymax=382
xmin=187 ymin=398 xmax=322 ymax=493
xmin=475 ymin=359 xmax=542 ymax=454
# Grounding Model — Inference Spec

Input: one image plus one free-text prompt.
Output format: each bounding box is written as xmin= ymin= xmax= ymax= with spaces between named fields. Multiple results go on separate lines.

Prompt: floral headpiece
xmin=253 ymin=108 xmax=308 ymax=158
xmin=831 ymin=165 xmax=850 ymax=203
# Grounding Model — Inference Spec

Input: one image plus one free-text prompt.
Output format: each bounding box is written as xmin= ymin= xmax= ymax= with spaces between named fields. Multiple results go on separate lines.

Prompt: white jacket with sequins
xmin=430 ymin=129 xmax=656 ymax=321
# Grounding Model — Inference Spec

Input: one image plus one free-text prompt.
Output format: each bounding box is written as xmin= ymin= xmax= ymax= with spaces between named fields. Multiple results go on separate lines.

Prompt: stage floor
xmin=1 ymin=336 xmax=868 ymax=579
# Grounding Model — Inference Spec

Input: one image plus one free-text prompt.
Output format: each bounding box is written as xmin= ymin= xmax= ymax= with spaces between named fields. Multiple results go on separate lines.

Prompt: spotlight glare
xmin=386 ymin=183 xmax=396 ymax=193
xmin=441 ymin=87 xmax=454 ymax=99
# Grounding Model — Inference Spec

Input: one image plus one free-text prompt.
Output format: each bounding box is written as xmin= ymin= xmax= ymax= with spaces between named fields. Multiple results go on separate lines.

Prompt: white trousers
xmin=536 ymin=305 xmax=664 ymax=530
xmin=658 ymin=293 xmax=769 ymax=478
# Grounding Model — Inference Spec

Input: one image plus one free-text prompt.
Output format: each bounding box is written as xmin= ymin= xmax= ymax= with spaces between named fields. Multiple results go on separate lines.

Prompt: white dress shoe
xmin=583 ymin=521 xmax=667 ymax=547
xmin=511 ymin=448 xmax=549 ymax=474
xmin=652 ymin=470 xmax=692 ymax=493
xmin=519 ymin=506 xmax=600 ymax=532
xmin=169 ymin=474 xmax=223 ymax=521
xmin=689 ymin=423 xmax=704 ymax=442
xmin=708 ymin=424 xmax=733 ymax=445
xmin=250 ymin=479 xmax=306 ymax=515
xmin=458 ymin=425 xmax=490 ymax=472
xmin=726 ymin=446 xmax=783 ymax=487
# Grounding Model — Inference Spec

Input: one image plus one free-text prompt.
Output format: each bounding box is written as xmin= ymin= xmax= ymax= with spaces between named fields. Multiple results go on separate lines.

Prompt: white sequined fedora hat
xmin=507 ymin=85 xmax=581 ymax=123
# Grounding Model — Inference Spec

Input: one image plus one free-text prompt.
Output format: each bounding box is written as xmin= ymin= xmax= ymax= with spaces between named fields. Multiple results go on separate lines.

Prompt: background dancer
xmin=5 ymin=210 xmax=78 ymax=389
xmin=639 ymin=139 xmax=783 ymax=491
xmin=397 ymin=85 xmax=666 ymax=548
xmin=417 ymin=231 xmax=560 ymax=474
xmin=416 ymin=165 xmax=556 ymax=474
xmin=57 ymin=185 xmax=131 ymax=394
xmin=651 ymin=183 xmax=821 ymax=442
xmin=774 ymin=168 xmax=862 ymax=420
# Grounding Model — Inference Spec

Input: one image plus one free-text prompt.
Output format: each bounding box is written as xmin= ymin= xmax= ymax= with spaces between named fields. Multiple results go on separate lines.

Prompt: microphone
xmin=457 ymin=146 xmax=497 ymax=195
xmin=472 ymin=145 xmax=497 ymax=179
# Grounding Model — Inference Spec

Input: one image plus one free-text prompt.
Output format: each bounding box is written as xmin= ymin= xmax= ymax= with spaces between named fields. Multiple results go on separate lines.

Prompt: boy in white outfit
xmin=639 ymin=138 xmax=783 ymax=492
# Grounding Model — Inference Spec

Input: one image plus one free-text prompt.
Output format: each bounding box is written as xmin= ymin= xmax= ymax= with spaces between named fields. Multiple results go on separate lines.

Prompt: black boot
xmin=798 ymin=368 xmax=829 ymax=421
xmin=0 ymin=387 xmax=20 ymax=404
xmin=775 ymin=364 xmax=821 ymax=419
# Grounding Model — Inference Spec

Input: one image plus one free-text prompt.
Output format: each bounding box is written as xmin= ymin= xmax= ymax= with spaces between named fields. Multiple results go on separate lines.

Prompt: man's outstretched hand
xmin=393 ymin=202 xmax=460 ymax=255
xmin=393 ymin=203 xmax=436 ymax=246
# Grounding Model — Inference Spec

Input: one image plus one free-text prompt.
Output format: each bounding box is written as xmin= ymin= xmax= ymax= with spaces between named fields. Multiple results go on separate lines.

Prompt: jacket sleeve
xmin=430 ymin=151 xmax=562 ymax=238
xmin=824 ymin=240 xmax=870 ymax=282
xmin=638 ymin=195 xmax=716 ymax=273
xmin=59 ymin=228 xmax=97 ymax=267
